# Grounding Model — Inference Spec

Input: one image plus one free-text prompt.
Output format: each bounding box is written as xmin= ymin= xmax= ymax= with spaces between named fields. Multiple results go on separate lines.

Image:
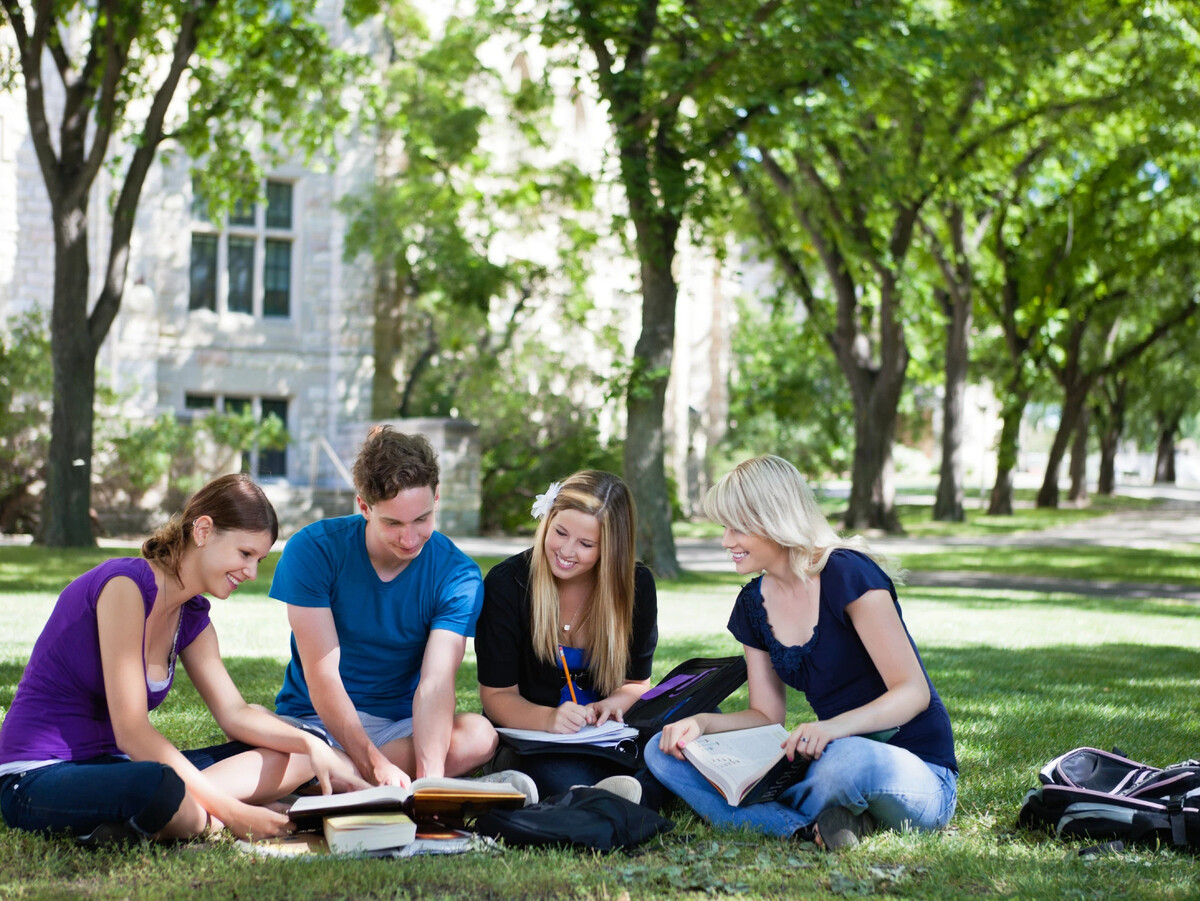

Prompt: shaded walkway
xmin=457 ymin=489 xmax=1200 ymax=603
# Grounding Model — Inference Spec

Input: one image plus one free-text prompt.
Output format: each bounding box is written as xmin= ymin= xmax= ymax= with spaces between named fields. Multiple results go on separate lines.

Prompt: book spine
xmin=741 ymin=757 xmax=809 ymax=806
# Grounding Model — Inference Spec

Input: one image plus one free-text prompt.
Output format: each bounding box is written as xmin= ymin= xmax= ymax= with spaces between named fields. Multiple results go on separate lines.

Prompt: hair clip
xmin=531 ymin=482 xmax=562 ymax=520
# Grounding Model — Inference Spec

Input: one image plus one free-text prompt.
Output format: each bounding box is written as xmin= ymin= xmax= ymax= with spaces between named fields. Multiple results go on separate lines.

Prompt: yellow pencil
xmin=559 ymin=645 xmax=579 ymax=704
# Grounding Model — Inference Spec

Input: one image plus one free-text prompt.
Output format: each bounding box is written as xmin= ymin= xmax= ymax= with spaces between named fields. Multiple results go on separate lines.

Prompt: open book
xmin=683 ymin=723 xmax=899 ymax=807
xmin=289 ymin=778 xmax=525 ymax=828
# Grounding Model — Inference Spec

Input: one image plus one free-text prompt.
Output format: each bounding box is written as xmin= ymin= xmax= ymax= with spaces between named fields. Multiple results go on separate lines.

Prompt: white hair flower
xmin=531 ymin=482 xmax=562 ymax=520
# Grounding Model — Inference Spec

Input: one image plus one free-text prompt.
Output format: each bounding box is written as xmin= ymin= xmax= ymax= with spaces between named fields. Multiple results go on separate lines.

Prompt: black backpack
xmin=474 ymin=786 xmax=674 ymax=851
xmin=1018 ymin=746 xmax=1200 ymax=853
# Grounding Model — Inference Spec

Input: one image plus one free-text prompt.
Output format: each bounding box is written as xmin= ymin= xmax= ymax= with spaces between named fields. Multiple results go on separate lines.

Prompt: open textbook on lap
xmin=496 ymin=720 xmax=639 ymax=746
xmin=683 ymin=723 xmax=899 ymax=807
xmin=288 ymin=778 xmax=525 ymax=828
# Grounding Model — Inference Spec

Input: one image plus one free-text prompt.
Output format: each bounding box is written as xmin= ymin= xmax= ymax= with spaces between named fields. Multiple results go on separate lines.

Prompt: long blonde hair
xmin=529 ymin=471 xmax=637 ymax=697
xmin=703 ymin=455 xmax=895 ymax=580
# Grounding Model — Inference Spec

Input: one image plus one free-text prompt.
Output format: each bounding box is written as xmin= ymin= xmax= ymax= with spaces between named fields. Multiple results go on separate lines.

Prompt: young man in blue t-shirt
xmin=271 ymin=427 xmax=498 ymax=787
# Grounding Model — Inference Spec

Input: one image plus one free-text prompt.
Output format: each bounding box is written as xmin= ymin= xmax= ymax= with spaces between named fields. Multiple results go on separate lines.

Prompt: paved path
xmin=455 ymin=490 xmax=1200 ymax=601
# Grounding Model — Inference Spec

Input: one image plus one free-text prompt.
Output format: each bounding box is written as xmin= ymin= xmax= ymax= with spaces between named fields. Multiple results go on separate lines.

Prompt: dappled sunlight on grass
xmin=3 ymin=537 xmax=1200 ymax=897
xmin=896 ymin=544 xmax=1200 ymax=585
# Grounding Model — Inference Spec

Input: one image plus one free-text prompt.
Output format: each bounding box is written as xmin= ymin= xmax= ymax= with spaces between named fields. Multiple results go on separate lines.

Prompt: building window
xmin=259 ymin=398 xmax=289 ymax=478
xmin=264 ymin=239 xmax=291 ymax=317
xmin=189 ymin=235 xmax=218 ymax=311
xmin=189 ymin=178 xmax=296 ymax=319
xmin=181 ymin=393 xmax=289 ymax=480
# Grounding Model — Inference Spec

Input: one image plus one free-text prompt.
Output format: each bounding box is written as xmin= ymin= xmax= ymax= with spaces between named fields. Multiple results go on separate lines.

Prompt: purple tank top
xmin=0 ymin=557 xmax=211 ymax=764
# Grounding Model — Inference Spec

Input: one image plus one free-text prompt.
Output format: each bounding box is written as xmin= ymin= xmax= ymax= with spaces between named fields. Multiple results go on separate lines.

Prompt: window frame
xmin=181 ymin=392 xmax=291 ymax=481
xmin=188 ymin=178 xmax=297 ymax=320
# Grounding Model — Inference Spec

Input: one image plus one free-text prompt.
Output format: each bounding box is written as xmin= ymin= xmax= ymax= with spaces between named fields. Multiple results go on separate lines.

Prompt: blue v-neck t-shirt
xmin=272 ymin=515 xmax=483 ymax=720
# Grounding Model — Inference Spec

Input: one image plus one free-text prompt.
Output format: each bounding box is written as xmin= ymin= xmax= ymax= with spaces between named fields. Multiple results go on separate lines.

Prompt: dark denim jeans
xmin=0 ymin=741 xmax=251 ymax=840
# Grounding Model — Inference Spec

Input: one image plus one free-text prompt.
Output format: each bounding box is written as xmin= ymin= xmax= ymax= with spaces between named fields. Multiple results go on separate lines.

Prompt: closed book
xmin=324 ymin=812 xmax=417 ymax=854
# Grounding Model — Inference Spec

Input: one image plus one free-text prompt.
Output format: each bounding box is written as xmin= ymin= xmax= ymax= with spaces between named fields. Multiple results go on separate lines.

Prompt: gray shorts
xmin=288 ymin=711 xmax=414 ymax=750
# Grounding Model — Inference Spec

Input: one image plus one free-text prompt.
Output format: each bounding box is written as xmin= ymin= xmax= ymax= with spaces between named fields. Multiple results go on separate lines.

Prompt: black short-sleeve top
xmin=476 ymin=549 xmax=658 ymax=707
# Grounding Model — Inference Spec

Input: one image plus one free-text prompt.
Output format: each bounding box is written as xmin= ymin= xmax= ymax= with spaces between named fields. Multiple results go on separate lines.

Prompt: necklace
xmin=560 ymin=598 xmax=586 ymax=633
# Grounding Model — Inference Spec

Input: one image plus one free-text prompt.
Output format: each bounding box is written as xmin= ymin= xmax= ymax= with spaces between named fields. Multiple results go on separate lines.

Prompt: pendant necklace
xmin=561 ymin=599 xmax=585 ymax=633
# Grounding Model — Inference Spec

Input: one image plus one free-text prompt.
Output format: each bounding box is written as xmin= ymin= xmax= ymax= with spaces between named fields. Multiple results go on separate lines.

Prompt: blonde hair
xmin=529 ymin=471 xmax=637 ymax=697
xmin=703 ymin=455 xmax=894 ymax=580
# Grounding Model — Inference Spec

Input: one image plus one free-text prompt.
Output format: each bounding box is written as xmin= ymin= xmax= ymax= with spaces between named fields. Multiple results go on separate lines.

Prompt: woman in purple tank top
xmin=0 ymin=474 xmax=366 ymax=845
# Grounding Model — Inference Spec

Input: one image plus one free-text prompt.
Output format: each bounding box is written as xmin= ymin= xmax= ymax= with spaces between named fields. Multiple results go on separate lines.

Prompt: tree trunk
xmin=988 ymin=391 xmax=1027 ymax=515
xmin=372 ymin=265 xmax=404 ymax=418
xmin=624 ymin=253 xmax=680 ymax=578
xmin=1155 ymin=415 xmax=1178 ymax=483
xmin=845 ymin=397 xmax=902 ymax=532
xmin=1097 ymin=427 xmax=1118 ymax=495
xmin=1095 ymin=380 xmax=1126 ymax=496
xmin=1036 ymin=380 xmax=1091 ymax=509
xmin=42 ymin=199 xmax=99 ymax=546
xmin=1068 ymin=406 xmax=1088 ymax=503
xmin=933 ymin=290 xmax=971 ymax=521
xmin=842 ymin=273 xmax=908 ymax=532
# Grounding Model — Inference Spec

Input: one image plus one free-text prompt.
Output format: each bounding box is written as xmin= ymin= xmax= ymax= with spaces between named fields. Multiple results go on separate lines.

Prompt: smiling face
xmin=721 ymin=525 xmax=788 ymax=576
xmin=544 ymin=508 xmax=601 ymax=583
xmin=359 ymin=485 xmax=438 ymax=574
xmin=196 ymin=527 xmax=275 ymax=599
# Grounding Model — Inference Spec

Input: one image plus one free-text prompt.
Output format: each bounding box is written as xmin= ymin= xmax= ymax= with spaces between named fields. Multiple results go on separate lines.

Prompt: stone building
xmin=0 ymin=6 xmax=735 ymax=536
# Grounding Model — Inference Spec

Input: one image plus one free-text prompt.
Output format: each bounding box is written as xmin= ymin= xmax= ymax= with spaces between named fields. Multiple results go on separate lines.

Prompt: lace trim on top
xmin=744 ymin=577 xmax=820 ymax=683
xmin=146 ymin=612 xmax=183 ymax=695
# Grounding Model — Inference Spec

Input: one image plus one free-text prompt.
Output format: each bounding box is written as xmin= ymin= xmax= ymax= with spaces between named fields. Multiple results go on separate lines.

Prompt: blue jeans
xmin=645 ymin=734 xmax=957 ymax=838
xmin=0 ymin=741 xmax=251 ymax=839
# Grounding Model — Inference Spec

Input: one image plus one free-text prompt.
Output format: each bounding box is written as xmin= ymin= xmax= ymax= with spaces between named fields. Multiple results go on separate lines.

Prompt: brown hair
xmin=529 ymin=470 xmax=639 ymax=697
xmin=142 ymin=473 xmax=279 ymax=583
xmin=352 ymin=426 xmax=440 ymax=507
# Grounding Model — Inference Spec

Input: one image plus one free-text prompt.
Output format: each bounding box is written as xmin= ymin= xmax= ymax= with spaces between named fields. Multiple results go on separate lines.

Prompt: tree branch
xmin=90 ymin=1 xmax=218 ymax=344
xmin=3 ymin=0 xmax=61 ymax=196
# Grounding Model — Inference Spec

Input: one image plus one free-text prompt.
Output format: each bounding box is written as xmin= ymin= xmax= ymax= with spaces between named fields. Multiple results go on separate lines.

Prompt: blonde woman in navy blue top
xmin=645 ymin=455 xmax=957 ymax=848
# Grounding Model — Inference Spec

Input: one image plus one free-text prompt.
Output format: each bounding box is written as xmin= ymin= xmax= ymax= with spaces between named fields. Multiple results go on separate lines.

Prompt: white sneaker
xmin=576 ymin=774 xmax=642 ymax=805
xmin=474 ymin=769 xmax=538 ymax=806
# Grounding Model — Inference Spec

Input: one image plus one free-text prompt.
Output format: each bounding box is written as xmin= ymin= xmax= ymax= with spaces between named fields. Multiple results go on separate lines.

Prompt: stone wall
xmin=320 ymin=417 xmax=481 ymax=537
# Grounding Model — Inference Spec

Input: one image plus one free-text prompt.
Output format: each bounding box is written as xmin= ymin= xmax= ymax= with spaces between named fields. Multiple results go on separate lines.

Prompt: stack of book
xmin=241 ymin=777 xmax=526 ymax=857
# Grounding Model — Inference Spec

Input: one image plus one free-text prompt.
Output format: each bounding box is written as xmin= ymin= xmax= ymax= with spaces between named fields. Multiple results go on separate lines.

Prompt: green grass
xmin=895 ymin=545 xmax=1200 ymax=586
xmin=673 ymin=491 xmax=1163 ymax=541
xmin=2 ymin=528 xmax=1200 ymax=898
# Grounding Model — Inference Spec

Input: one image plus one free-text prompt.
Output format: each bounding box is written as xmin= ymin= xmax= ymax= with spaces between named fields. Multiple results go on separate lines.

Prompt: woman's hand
xmin=546 ymin=702 xmax=595 ymax=733
xmin=586 ymin=696 xmax=627 ymax=726
xmin=782 ymin=720 xmax=840 ymax=761
xmin=659 ymin=716 xmax=704 ymax=760
xmin=212 ymin=799 xmax=293 ymax=841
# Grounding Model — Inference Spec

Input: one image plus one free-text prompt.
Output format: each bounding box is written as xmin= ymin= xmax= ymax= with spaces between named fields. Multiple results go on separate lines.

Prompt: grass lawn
xmin=1 ymin=521 xmax=1199 ymax=899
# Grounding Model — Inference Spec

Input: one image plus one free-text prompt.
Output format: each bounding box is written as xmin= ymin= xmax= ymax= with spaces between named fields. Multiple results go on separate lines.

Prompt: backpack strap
xmin=1166 ymin=799 xmax=1188 ymax=848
